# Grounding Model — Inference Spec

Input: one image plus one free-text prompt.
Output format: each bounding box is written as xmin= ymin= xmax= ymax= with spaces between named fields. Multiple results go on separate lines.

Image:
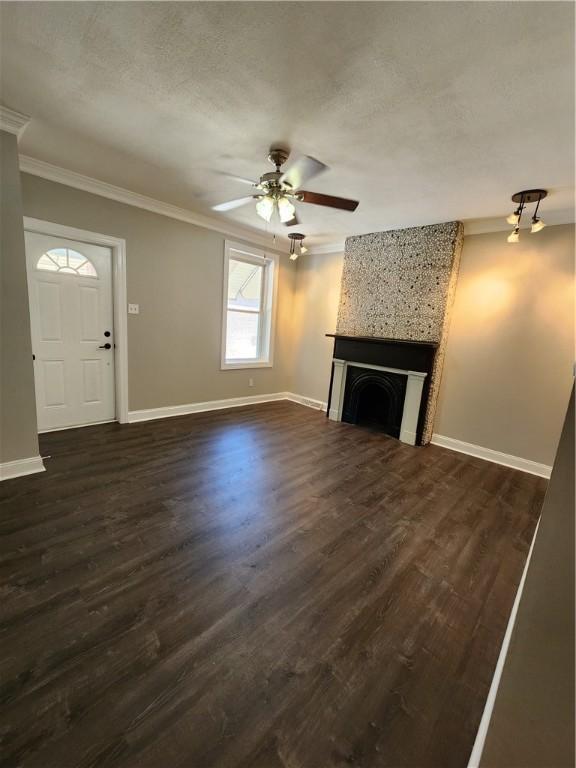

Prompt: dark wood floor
xmin=0 ymin=402 xmax=546 ymax=768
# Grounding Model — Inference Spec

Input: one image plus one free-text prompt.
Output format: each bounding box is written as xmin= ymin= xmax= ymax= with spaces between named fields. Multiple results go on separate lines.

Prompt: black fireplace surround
xmin=326 ymin=334 xmax=437 ymax=445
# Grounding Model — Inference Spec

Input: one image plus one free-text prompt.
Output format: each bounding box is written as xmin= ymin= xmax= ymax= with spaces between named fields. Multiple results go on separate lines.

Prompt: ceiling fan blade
xmin=280 ymin=156 xmax=327 ymax=190
xmin=299 ymin=191 xmax=359 ymax=212
xmin=212 ymin=196 xmax=258 ymax=212
xmin=283 ymin=213 xmax=300 ymax=227
xmin=223 ymin=173 xmax=260 ymax=187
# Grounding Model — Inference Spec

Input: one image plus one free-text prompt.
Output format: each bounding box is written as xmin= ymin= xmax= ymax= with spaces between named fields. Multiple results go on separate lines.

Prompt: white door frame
xmin=23 ymin=217 xmax=129 ymax=425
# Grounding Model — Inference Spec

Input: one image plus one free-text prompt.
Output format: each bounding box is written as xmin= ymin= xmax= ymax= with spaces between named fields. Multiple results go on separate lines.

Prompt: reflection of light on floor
xmin=209 ymin=425 xmax=264 ymax=464
xmin=201 ymin=425 xmax=269 ymax=533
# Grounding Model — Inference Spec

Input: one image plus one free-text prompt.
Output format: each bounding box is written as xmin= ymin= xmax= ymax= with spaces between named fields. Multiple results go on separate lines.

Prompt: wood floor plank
xmin=0 ymin=401 xmax=545 ymax=768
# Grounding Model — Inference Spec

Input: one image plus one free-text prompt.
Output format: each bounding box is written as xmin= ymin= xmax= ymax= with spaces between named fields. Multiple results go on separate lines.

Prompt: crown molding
xmin=0 ymin=106 xmax=31 ymax=139
xmin=18 ymin=153 xmax=573 ymax=250
xmin=18 ymin=155 xmax=289 ymax=255
xmin=307 ymin=241 xmax=345 ymax=255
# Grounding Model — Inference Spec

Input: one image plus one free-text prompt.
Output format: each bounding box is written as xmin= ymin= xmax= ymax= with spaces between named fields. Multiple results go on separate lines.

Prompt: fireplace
xmin=326 ymin=334 xmax=437 ymax=446
xmin=342 ymin=367 xmax=407 ymax=438
xmin=335 ymin=221 xmax=463 ymax=443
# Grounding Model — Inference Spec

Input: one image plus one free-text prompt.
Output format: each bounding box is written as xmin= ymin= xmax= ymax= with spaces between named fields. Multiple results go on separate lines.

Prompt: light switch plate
xmin=128 ymin=303 xmax=139 ymax=315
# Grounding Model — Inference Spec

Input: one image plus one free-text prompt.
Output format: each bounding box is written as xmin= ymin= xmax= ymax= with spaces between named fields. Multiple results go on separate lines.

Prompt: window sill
xmin=221 ymin=360 xmax=273 ymax=371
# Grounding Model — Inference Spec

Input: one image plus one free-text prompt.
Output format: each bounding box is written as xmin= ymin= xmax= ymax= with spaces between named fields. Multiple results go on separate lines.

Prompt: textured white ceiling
xmin=1 ymin=2 xmax=574 ymax=247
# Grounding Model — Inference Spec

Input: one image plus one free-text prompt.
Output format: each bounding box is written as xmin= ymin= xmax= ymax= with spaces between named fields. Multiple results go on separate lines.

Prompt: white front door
xmin=25 ymin=232 xmax=116 ymax=431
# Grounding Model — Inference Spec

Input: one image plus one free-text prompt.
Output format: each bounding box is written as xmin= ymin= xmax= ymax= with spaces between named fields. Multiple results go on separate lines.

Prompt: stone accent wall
xmin=336 ymin=221 xmax=464 ymax=442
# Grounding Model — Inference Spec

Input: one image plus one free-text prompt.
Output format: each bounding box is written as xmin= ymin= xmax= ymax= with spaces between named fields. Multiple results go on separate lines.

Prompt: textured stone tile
xmin=336 ymin=221 xmax=464 ymax=442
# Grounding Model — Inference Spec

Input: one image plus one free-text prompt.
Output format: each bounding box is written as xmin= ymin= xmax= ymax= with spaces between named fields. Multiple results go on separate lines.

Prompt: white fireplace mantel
xmin=328 ymin=359 xmax=427 ymax=446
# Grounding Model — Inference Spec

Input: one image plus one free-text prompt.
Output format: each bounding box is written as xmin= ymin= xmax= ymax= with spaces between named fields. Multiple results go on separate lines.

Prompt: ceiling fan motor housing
xmin=268 ymin=146 xmax=290 ymax=169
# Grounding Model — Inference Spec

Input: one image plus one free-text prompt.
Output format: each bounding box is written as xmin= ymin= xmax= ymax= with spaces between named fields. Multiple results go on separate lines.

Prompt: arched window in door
xmin=36 ymin=248 xmax=98 ymax=278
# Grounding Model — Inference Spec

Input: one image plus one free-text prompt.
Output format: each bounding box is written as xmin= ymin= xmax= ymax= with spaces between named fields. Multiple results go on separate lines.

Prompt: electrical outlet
xmin=128 ymin=303 xmax=139 ymax=315
xmin=248 ymin=378 xmax=254 ymax=387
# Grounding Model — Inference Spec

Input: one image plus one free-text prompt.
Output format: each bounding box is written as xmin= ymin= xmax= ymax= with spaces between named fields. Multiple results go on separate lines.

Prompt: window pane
xmin=226 ymin=310 xmax=259 ymax=360
xmin=77 ymin=261 xmax=98 ymax=277
xmin=37 ymin=248 xmax=98 ymax=278
xmin=67 ymin=249 xmax=86 ymax=268
xmin=36 ymin=254 xmax=58 ymax=272
xmin=227 ymin=258 xmax=262 ymax=311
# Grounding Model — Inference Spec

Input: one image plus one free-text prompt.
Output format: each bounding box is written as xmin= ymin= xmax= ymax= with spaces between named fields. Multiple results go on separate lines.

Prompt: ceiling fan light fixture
xmin=213 ymin=145 xmax=360 ymax=228
xmin=277 ymin=196 xmax=296 ymax=224
xmin=256 ymin=196 xmax=274 ymax=222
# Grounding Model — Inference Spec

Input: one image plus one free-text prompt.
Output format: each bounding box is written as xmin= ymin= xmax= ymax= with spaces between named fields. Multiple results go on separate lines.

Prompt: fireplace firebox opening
xmin=342 ymin=367 xmax=407 ymax=438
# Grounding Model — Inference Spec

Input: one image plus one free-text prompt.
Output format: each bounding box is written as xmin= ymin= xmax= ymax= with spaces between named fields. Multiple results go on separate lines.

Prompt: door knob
xmin=98 ymin=343 xmax=112 ymax=349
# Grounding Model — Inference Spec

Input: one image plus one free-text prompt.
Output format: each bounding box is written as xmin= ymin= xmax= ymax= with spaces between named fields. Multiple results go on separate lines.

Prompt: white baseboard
xmin=128 ymin=392 xmax=329 ymax=424
xmin=467 ymin=517 xmax=541 ymax=767
xmin=431 ymin=434 xmax=552 ymax=478
xmin=0 ymin=455 xmax=45 ymax=481
xmin=283 ymin=392 xmax=327 ymax=411
xmin=128 ymin=393 xmax=287 ymax=423
xmin=129 ymin=400 xmax=551 ymax=479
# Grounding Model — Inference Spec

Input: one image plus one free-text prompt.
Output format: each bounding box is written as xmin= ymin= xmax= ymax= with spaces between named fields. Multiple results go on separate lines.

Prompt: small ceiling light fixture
xmin=277 ymin=196 xmax=296 ymax=224
xmin=506 ymin=208 xmax=522 ymax=225
xmin=288 ymin=232 xmax=306 ymax=260
xmin=506 ymin=189 xmax=548 ymax=242
xmin=255 ymin=196 xmax=275 ymax=223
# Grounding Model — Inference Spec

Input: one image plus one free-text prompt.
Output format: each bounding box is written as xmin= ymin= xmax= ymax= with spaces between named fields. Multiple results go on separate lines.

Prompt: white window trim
xmin=221 ymin=240 xmax=279 ymax=370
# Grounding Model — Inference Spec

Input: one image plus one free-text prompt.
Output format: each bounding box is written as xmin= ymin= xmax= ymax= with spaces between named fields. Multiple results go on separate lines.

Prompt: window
xmin=37 ymin=248 xmax=97 ymax=278
xmin=222 ymin=242 xmax=277 ymax=369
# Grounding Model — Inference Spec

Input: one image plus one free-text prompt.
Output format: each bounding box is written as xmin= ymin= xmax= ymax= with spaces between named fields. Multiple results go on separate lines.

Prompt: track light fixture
xmin=530 ymin=194 xmax=546 ymax=233
xmin=288 ymin=232 xmax=306 ymax=260
xmin=506 ymin=189 xmax=547 ymax=242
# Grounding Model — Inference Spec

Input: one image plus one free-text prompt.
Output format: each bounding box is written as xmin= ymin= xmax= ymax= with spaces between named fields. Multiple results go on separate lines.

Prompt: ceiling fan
xmin=212 ymin=146 xmax=359 ymax=226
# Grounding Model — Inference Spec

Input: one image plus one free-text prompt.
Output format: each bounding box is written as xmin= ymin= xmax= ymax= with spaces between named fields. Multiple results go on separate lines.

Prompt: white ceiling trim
xmin=308 ymin=242 xmax=345 ymax=256
xmin=18 ymin=155 xmax=289 ymax=255
xmin=0 ymin=106 xmax=31 ymax=139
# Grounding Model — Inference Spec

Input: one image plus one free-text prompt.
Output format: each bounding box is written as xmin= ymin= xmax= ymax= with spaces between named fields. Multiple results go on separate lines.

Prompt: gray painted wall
xmin=21 ymin=174 xmax=296 ymax=413
xmin=12 ymin=171 xmax=575 ymax=468
xmin=479 ymin=386 xmax=574 ymax=768
xmin=434 ymin=225 xmax=575 ymax=466
xmin=0 ymin=132 xmax=39 ymax=464
xmin=289 ymin=224 xmax=575 ymax=466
